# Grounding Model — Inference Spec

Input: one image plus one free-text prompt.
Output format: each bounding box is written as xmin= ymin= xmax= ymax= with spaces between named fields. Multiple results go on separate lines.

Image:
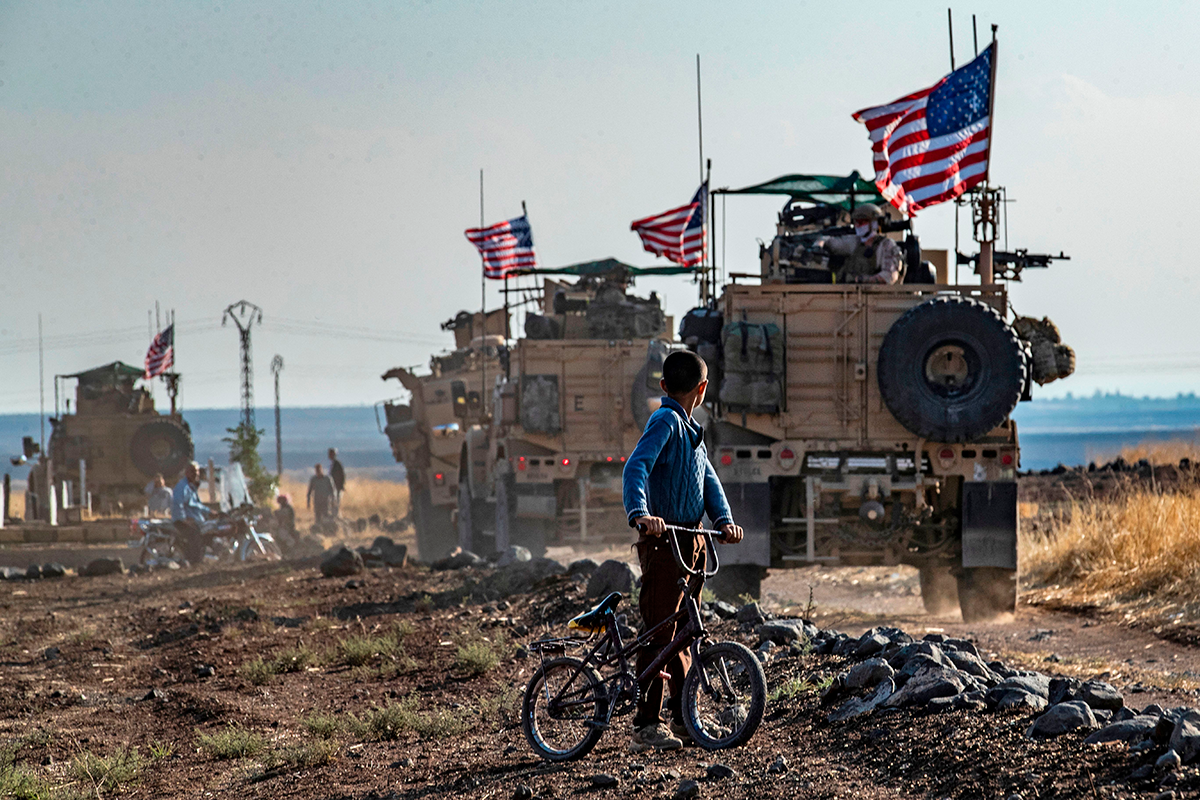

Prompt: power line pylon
xmin=270 ymin=355 xmax=284 ymax=477
xmin=222 ymin=301 xmax=264 ymax=430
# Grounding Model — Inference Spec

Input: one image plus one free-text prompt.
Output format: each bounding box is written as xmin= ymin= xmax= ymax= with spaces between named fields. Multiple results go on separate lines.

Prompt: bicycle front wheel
xmin=682 ymin=641 xmax=766 ymax=750
xmin=522 ymin=656 xmax=608 ymax=762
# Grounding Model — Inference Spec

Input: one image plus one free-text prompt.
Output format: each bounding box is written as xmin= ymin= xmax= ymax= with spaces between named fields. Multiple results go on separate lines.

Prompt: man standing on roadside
xmin=307 ymin=463 xmax=336 ymax=524
xmin=328 ymin=447 xmax=345 ymax=516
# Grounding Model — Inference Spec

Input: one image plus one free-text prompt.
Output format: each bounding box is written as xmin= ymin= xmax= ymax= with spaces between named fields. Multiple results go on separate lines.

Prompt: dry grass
xmin=276 ymin=475 xmax=409 ymax=527
xmin=1088 ymin=435 xmax=1200 ymax=467
xmin=1023 ymin=482 xmax=1200 ymax=612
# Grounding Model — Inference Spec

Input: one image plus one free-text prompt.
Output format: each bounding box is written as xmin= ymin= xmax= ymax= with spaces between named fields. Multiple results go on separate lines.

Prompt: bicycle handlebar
xmin=635 ymin=523 xmax=721 ymax=579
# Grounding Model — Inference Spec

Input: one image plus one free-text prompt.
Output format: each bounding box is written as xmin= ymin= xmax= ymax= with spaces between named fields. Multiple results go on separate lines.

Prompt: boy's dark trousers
xmin=632 ymin=530 xmax=707 ymax=730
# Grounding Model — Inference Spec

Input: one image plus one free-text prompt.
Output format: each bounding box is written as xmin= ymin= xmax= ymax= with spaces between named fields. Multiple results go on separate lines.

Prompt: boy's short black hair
xmin=662 ymin=351 xmax=708 ymax=395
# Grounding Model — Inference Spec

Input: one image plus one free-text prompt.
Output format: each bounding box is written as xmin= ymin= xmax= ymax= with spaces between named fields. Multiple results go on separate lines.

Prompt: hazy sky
xmin=1 ymin=0 xmax=1197 ymax=413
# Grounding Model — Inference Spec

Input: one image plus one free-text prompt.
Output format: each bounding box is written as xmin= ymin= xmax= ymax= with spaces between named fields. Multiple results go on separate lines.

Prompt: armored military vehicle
xmin=379 ymin=309 xmax=505 ymax=562
xmin=456 ymin=260 xmax=686 ymax=557
xmin=25 ymin=361 xmax=194 ymax=519
xmin=690 ymin=175 xmax=1072 ymax=620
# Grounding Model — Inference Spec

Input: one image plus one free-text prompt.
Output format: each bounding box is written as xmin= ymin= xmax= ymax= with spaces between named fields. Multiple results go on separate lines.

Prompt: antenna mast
xmin=222 ymin=300 xmax=264 ymax=430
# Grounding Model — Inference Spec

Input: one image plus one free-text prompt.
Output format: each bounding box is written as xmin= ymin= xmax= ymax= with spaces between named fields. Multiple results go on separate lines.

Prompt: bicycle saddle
xmin=567 ymin=592 xmax=622 ymax=634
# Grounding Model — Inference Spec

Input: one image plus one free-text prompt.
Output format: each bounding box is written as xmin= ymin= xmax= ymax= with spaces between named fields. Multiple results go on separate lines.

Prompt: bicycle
xmin=521 ymin=524 xmax=767 ymax=761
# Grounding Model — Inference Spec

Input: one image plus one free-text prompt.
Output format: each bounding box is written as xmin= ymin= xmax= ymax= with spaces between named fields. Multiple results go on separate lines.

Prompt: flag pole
xmin=979 ymin=27 xmax=999 ymax=285
xmin=696 ymin=53 xmax=706 ymax=303
xmin=946 ymin=8 xmax=955 ymax=70
xmin=479 ymin=169 xmax=486 ymax=416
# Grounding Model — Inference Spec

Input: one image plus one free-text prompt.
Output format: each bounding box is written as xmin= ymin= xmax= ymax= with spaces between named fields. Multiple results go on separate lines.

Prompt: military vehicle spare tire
xmin=877 ymin=296 xmax=1027 ymax=443
xmin=129 ymin=420 xmax=194 ymax=478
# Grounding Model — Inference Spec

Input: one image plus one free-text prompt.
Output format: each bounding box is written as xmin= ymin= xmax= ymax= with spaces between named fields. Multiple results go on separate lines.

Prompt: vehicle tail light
xmin=720 ymin=451 xmax=733 ymax=467
xmin=939 ymin=448 xmax=955 ymax=460
xmin=517 ymin=456 xmax=526 ymax=472
xmin=778 ymin=447 xmax=797 ymax=468
xmin=560 ymin=458 xmax=571 ymax=469
xmin=619 ymin=456 xmax=626 ymax=462
xmin=606 ymin=456 xmax=613 ymax=462
xmin=434 ymin=473 xmax=444 ymax=486
xmin=1001 ymin=453 xmax=1014 ymax=466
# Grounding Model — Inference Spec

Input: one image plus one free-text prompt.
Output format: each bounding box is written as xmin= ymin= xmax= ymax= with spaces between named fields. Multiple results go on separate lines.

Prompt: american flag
xmin=630 ymin=182 xmax=707 ymax=268
xmin=144 ymin=324 xmax=174 ymax=378
xmin=464 ymin=215 xmax=537 ymax=279
xmin=853 ymin=44 xmax=995 ymax=215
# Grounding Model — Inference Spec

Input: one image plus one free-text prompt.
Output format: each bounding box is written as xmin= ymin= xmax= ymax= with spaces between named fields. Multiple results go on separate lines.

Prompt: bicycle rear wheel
xmin=682 ymin=641 xmax=766 ymax=750
xmin=522 ymin=656 xmax=608 ymax=762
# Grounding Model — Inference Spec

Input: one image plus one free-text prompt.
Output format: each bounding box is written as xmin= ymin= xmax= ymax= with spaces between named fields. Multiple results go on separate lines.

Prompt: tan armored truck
xmin=25 ymin=361 xmax=193 ymax=519
xmin=379 ymin=309 xmax=505 ymax=562
xmin=693 ymin=181 xmax=1071 ymax=621
xmin=456 ymin=262 xmax=686 ymax=557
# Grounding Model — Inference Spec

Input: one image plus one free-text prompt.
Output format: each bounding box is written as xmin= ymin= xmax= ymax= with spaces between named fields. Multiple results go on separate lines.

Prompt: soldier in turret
xmin=819 ymin=203 xmax=902 ymax=284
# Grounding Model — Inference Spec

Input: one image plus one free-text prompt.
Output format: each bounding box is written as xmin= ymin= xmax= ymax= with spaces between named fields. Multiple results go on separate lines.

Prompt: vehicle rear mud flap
xmin=715 ymin=482 xmax=770 ymax=566
xmin=961 ymin=481 xmax=1017 ymax=570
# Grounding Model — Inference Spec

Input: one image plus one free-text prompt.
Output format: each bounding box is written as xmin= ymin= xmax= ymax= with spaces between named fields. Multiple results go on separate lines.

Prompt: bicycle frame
xmin=535 ymin=527 xmax=723 ymax=727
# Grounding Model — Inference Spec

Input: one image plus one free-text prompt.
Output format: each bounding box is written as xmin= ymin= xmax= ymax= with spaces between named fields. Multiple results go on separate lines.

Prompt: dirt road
xmin=0 ymin=555 xmax=1195 ymax=799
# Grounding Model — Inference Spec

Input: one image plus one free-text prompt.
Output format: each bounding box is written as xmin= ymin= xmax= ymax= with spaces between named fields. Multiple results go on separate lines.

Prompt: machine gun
xmin=956 ymin=249 xmax=1070 ymax=282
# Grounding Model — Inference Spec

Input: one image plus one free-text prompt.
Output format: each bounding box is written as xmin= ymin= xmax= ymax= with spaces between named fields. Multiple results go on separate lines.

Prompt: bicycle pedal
xmin=658 ymin=670 xmax=672 ymax=680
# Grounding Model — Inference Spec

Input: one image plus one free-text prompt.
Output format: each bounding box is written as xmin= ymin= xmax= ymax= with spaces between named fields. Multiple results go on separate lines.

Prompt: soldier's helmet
xmin=850 ymin=203 xmax=884 ymax=222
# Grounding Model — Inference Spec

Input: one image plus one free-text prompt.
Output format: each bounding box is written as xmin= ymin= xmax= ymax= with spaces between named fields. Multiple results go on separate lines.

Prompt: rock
xmin=1094 ymin=709 xmax=1113 ymax=725
xmin=1083 ymin=715 xmax=1159 ymax=745
xmin=43 ymin=647 xmax=60 ymax=661
xmin=367 ymin=537 xmax=408 ymax=567
xmin=193 ymin=664 xmax=216 ymax=678
xmin=586 ymin=560 xmax=640 ymax=599
xmin=997 ymin=691 xmax=1048 ymax=713
xmin=830 ymin=678 xmax=895 ymax=722
xmin=320 ymin=546 xmax=364 ymax=578
xmin=1114 ymin=707 xmax=1137 ymax=722
xmin=986 ymin=675 xmax=1051 ymax=709
xmin=710 ymin=600 xmax=737 ymax=619
xmin=888 ymin=642 xmax=954 ymax=674
xmin=756 ymin=619 xmax=817 ymax=647
xmin=142 ymin=688 xmax=168 ymax=701
xmin=1048 ymin=677 xmax=1082 ymax=705
xmin=432 ymin=549 xmax=486 ymax=570
xmin=1154 ymin=792 xmax=1177 ymax=800
xmin=767 ymin=755 xmax=788 ymax=774
xmin=885 ymin=665 xmax=965 ymax=708
xmin=1157 ymin=749 xmax=1182 ymax=773
xmin=735 ymin=602 xmax=766 ymax=626
xmin=512 ymin=786 xmax=533 ymax=800
xmin=1026 ymin=701 xmax=1097 ymax=738
xmin=1143 ymin=704 xmax=1166 ymax=717
xmin=943 ymin=638 xmax=980 ymax=657
xmin=485 ymin=557 xmax=567 ymax=597
xmin=897 ymin=652 xmax=956 ymax=682
xmin=82 ymin=557 xmax=124 ymax=577
xmin=846 ymin=658 xmax=895 ymax=689
xmin=945 ymin=650 xmax=994 ymax=680
xmin=1077 ymin=680 xmax=1123 ymax=711
xmin=854 ymin=633 xmax=890 ymax=659
xmin=1129 ymin=764 xmax=1154 ymax=781
xmin=706 ymin=763 xmax=735 ymax=780
xmin=953 ymin=692 xmax=987 ymax=711
xmin=344 ymin=579 xmax=364 ymax=589
xmin=566 ymin=558 xmax=599 ymax=577
xmin=496 ymin=545 xmax=532 ymax=568
xmin=591 ymin=773 xmax=619 ymax=788
xmin=25 ymin=564 xmax=41 ymax=579
xmin=1169 ymin=709 xmax=1200 ymax=763
xmin=0 ymin=566 xmax=24 ymax=580
xmin=673 ymin=779 xmax=700 ymax=800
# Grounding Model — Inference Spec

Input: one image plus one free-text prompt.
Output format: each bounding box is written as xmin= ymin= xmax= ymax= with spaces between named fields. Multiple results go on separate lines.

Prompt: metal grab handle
xmin=636 ymin=524 xmax=720 ymax=579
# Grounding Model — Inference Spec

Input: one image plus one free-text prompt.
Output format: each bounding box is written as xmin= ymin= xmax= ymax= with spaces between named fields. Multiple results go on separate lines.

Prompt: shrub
xmin=197 ymin=726 xmax=267 ymax=760
xmin=302 ymin=713 xmax=342 ymax=740
xmin=455 ymin=633 xmax=508 ymax=676
xmin=71 ymin=746 xmax=142 ymax=793
xmin=339 ymin=634 xmax=398 ymax=667
xmin=238 ymin=657 xmax=274 ymax=686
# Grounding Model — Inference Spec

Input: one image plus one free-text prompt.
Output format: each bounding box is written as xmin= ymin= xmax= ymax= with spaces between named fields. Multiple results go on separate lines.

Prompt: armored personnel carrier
xmin=25 ymin=361 xmax=194 ymax=519
xmin=379 ymin=309 xmax=505 ymax=562
xmin=456 ymin=260 xmax=685 ymax=557
xmin=690 ymin=176 xmax=1072 ymax=620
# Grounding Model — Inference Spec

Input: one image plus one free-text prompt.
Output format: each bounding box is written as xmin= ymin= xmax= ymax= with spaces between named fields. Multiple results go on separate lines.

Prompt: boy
xmin=622 ymin=350 xmax=743 ymax=753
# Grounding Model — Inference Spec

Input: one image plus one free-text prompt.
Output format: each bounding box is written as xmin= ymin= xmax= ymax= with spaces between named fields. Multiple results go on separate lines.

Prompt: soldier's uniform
xmin=822 ymin=204 xmax=904 ymax=284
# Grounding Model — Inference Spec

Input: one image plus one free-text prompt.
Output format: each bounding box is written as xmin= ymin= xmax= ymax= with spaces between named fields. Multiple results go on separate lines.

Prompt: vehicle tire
xmin=705 ymin=564 xmax=764 ymax=603
xmin=682 ymin=641 xmax=767 ymax=751
xmin=457 ymin=482 xmax=493 ymax=557
xmin=495 ymin=471 xmax=549 ymax=557
xmin=918 ymin=564 xmax=960 ymax=615
xmin=413 ymin=486 xmax=456 ymax=563
xmin=956 ymin=567 xmax=1017 ymax=623
xmin=522 ymin=656 xmax=608 ymax=762
xmin=129 ymin=420 xmax=194 ymax=479
xmin=877 ymin=296 xmax=1027 ymax=442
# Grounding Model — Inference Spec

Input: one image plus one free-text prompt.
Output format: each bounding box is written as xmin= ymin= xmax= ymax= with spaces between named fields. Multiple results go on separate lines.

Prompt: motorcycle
xmin=133 ymin=505 xmax=282 ymax=567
